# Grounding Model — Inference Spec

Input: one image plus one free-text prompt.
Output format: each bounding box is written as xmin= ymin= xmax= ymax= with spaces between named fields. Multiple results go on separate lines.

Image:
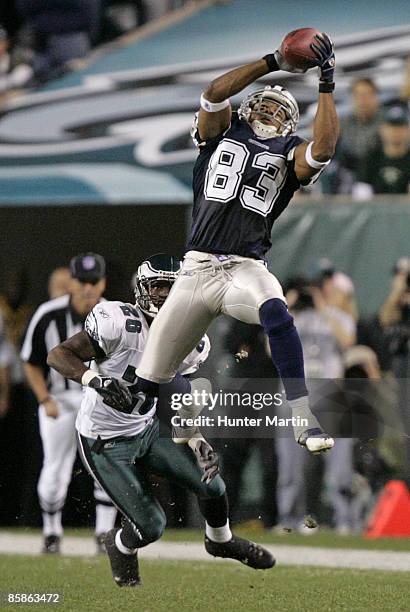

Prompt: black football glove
xmin=264 ymin=50 xmax=308 ymax=74
xmin=310 ymin=32 xmax=335 ymax=83
xmin=190 ymin=438 xmax=220 ymax=484
xmin=89 ymin=376 xmax=133 ymax=413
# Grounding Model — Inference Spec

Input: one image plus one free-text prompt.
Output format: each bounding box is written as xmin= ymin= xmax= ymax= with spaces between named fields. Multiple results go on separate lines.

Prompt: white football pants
xmin=136 ymin=250 xmax=285 ymax=383
xmin=37 ymin=392 xmax=115 ymax=533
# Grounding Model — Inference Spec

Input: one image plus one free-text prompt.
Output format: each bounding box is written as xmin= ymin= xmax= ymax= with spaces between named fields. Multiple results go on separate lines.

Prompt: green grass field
xmin=166 ymin=527 xmax=410 ymax=551
xmin=1 ymin=529 xmax=410 ymax=611
xmin=1 ymin=555 xmax=410 ymax=612
xmin=5 ymin=525 xmax=410 ymax=551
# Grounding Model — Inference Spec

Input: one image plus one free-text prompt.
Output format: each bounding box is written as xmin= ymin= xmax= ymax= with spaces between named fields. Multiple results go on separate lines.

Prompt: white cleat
xmin=298 ymin=428 xmax=335 ymax=454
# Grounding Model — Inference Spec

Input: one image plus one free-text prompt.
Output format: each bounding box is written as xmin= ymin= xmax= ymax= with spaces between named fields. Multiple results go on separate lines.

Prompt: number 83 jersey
xmin=188 ymin=112 xmax=320 ymax=260
xmin=76 ymin=301 xmax=210 ymax=439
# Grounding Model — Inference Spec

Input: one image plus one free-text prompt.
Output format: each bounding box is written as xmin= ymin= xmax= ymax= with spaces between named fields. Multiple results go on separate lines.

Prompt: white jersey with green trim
xmin=75 ymin=300 xmax=210 ymax=439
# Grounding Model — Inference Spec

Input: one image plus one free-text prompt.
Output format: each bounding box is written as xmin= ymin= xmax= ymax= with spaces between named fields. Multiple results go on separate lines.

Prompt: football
xmin=279 ymin=27 xmax=321 ymax=70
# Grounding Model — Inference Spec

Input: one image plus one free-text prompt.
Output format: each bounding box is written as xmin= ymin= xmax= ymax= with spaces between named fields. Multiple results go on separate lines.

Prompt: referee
xmin=21 ymin=253 xmax=116 ymax=554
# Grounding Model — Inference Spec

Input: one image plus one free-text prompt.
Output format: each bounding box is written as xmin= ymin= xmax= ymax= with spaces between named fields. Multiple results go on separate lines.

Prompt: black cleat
xmin=205 ymin=535 xmax=275 ymax=570
xmin=42 ymin=534 xmax=60 ymax=555
xmin=104 ymin=528 xmax=141 ymax=587
xmin=96 ymin=533 xmax=107 ymax=555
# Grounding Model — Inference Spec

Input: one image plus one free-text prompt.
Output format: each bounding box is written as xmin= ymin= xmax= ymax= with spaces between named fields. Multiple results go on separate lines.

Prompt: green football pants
xmin=78 ymin=418 xmax=225 ymax=545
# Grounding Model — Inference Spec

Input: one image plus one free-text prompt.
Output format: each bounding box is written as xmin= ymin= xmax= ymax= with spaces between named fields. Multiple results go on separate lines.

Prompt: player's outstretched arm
xmin=47 ymin=331 xmax=97 ymax=384
xmin=198 ymin=46 xmax=306 ymax=141
xmin=294 ymin=33 xmax=339 ymax=182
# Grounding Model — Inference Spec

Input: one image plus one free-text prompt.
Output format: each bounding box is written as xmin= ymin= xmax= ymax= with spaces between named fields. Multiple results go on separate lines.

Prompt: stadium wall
xmin=1 ymin=199 xmax=407 ymax=313
xmin=0 ymin=204 xmax=187 ymax=305
xmin=269 ymin=199 xmax=410 ymax=315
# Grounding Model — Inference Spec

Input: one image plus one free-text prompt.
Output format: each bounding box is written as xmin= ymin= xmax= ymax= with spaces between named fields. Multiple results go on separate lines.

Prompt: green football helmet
xmin=134 ymin=253 xmax=181 ymax=317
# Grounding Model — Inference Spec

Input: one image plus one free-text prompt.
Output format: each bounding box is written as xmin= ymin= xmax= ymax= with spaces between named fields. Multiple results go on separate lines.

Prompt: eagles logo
xmin=97 ymin=308 xmax=110 ymax=319
xmin=0 ymin=25 xmax=409 ymax=194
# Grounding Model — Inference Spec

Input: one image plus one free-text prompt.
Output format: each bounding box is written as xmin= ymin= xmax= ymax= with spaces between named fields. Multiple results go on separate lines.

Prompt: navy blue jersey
xmin=187 ymin=113 xmax=317 ymax=260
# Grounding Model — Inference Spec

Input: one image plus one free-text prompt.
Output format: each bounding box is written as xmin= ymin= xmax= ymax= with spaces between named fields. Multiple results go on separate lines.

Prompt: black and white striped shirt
xmin=21 ymin=295 xmax=88 ymax=394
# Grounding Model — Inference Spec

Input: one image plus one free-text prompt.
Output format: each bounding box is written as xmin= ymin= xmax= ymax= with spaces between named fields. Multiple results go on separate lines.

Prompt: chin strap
xmin=136 ymin=297 xmax=158 ymax=318
xmin=251 ymin=119 xmax=279 ymax=139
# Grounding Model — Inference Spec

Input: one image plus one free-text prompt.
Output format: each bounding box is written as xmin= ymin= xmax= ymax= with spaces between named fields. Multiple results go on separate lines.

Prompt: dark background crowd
xmin=0 ymin=255 xmax=408 ymax=535
xmin=1 ymin=2 xmax=410 ymax=197
xmin=0 ymin=1 xmax=409 ymax=537
xmin=0 ymin=1 xmax=201 ymax=94
xmin=325 ymin=75 xmax=410 ymax=197
xmin=298 ymin=72 xmax=410 ymax=198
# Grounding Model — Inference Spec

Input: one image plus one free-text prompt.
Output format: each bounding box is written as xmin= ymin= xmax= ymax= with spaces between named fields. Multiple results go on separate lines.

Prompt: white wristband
xmin=200 ymin=93 xmax=230 ymax=113
xmin=81 ymin=370 xmax=99 ymax=386
xmin=305 ymin=142 xmax=331 ymax=169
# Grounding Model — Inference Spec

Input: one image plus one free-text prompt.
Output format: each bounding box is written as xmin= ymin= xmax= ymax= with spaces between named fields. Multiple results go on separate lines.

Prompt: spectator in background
xmin=48 ymin=267 xmax=72 ymax=300
xmin=0 ymin=306 xmax=26 ymax=526
xmin=0 ymin=265 xmax=34 ymax=439
xmin=336 ymin=78 xmax=383 ymax=193
xmin=100 ymin=1 xmax=147 ymax=43
xmin=379 ymin=257 xmax=410 ymax=331
xmin=15 ymin=0 xmax=101 ymax=84
xmin=313 ymin=273 xmax=357 ymax=352
xmin=0 ymin=266 xmax=32 ymax=351
xmin=379 ymin=256 xmax=410 ymax=482
xmin=216 ymin=319 xmax=279 ymax=528
xmin=353 ymin=106 xmax=410 ymax=198
xmin=0 ymin=269 xmax=37 ymax=528
xmin=321 ymin=271 xmax=359 ymax=324
xmin=0 ymin=23 xmax=33 ymax=97
xmin=0 ymin=312 xmax=11 ymax=417
xmin=1 ymin=1 xmax=201 ymax=91
xmin=342 ymin=345 xmax=401 ymax=530
xmin=276 ymin=277 xmax=356 ymax=533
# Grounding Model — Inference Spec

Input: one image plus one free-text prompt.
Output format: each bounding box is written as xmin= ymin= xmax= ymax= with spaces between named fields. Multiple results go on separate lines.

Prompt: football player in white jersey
xmin=48 ymin=254 xmax=275 ymax=587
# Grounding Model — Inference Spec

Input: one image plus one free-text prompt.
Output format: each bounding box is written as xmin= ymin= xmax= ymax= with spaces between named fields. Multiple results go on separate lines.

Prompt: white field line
xmin=1 ymin=533 xmax=410 ymax=572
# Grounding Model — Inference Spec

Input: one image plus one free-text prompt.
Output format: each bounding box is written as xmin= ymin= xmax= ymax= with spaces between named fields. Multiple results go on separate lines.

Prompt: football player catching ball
xmin=135 ymin=32 xmax=339 ymax=453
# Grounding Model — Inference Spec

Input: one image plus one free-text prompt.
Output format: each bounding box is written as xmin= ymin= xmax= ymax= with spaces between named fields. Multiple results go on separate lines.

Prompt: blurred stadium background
xmin=0 ymin=1 xmax=410 ymax=604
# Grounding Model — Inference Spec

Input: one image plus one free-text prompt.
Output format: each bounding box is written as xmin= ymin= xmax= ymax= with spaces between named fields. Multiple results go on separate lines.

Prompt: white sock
xmin=205 ymin=520 xmax=232 ymax=543
xmin=115 ymin=529 xmax=138 ymax=555
xmin=43 ymin=511 xmax=63 ymax=537
xmin=95 ymin=504 xmax=117 ymax=536
xmin=288 ymin=396 xmax=321 ymax=441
